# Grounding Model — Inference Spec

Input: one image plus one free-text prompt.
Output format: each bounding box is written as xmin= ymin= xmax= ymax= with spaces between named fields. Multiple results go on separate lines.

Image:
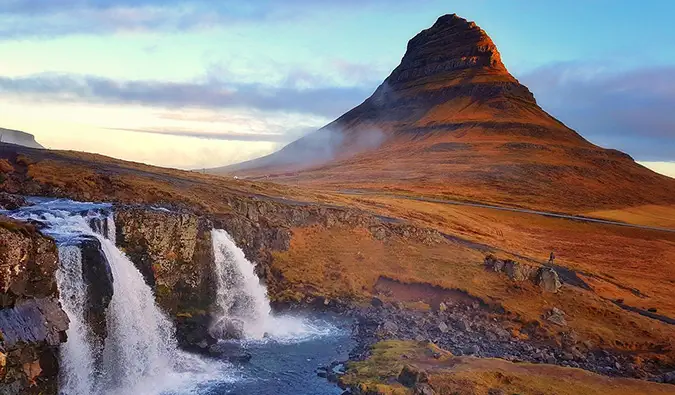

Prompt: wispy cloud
xmin=520 ymin=63 xmax=675 ymax=161
xmin=0 ymin=72 xmax=374 ymax=117
xmin=106 ymin=126 xmax=313 ymax=142
xmin=0 ymin=0 xmax=423 ymax=38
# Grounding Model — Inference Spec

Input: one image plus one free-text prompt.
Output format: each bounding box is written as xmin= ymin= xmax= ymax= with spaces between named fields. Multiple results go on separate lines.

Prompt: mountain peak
xmin=393 ymin=13 xmax=506 ymax=84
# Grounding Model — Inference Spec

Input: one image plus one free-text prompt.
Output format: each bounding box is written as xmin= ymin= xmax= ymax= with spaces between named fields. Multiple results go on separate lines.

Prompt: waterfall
xmin=8 ymin=200 xmax=230 ymax=395
xmin=210 ymin=229 xmax=272 ymax=340
xmin=96 ymin=233 xmax=177 ymax=393
xmin=56 ymin=245 xmax=96 ymax=395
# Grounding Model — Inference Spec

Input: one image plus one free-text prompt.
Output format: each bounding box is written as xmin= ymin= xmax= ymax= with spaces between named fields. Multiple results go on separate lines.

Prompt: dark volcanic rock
xmin=0 ymin=219 xmax=66 ymax=394
xmin=79 ymin=236 xmax=113 ymax=351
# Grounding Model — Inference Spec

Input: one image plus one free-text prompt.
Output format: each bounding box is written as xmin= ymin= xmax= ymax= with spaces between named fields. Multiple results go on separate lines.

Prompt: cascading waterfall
xmin=210 ymin=229 xmax=271 ymax=339
xmin=210 ymin=229 xmax=337 ymax=343
xmin=56 ymin=245 xmax=96 ymax=395
xmin=8 ymin=199 xmax=230 ymax=395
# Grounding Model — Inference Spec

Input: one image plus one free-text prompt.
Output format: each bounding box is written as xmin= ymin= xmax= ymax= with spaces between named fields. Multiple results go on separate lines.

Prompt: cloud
xmin=0 ymin=0 xmax=422 ymax=38
xmin=0 ymin=72 xmax=373 ymax=117
xmin=106 ymin=126 xmax=314 ymax=142
xmin=519 ymin=63 xmax=675 ymax=161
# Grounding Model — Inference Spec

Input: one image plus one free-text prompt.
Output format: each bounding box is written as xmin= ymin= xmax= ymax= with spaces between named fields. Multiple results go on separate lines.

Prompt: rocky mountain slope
xmin=215 ymin=14 xmax=675 ymax=212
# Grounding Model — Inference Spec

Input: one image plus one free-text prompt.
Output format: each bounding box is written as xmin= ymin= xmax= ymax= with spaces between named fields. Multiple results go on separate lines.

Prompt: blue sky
xmin=0 ymin=0 xmax=673 ymax=176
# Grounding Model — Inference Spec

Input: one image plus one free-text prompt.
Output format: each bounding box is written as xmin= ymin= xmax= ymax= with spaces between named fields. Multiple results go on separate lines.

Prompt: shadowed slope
xmin=214 ymin=14 xmax=675 ymax=212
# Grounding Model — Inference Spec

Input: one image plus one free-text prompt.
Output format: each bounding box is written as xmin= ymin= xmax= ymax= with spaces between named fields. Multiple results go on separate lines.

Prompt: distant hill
xmin=0 ymin=128 xmax=44 ymax=149
xmin=211 ymin=14 xmax=675 ymax=211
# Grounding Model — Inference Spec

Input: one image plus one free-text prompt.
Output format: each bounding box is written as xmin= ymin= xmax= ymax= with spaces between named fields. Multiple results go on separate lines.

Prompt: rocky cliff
xmin=0 ymin=218 xmax=68 ymax=395
xmin=0 ymin=129 xmax=43 ymax=150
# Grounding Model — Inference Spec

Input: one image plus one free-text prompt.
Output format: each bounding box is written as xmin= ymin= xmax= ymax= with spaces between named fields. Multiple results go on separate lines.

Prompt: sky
xmin=0 ymin=0 xmax=673 ymax=177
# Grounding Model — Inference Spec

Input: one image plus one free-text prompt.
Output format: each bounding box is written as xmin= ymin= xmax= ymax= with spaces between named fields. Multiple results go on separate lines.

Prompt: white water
xmin=8 ymin=201 xmax=234 ymax=395
xmin=211 ymin=229 xmax=271 ymax=339
xmin=210 ymin=229 xmax=336 ymax=343
xmin=6 ymin=199 xmax=341 ymax=395
xmin=56 ymin=245 xmax=96 ymax=395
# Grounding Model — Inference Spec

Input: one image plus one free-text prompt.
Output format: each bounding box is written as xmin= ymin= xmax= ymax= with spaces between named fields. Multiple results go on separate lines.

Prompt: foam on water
xmin=210 ymin=229 xmax=340 ymax=344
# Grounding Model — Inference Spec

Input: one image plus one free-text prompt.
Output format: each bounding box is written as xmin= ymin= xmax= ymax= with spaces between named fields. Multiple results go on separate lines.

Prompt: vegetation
xmin=342 ymin=341 xmax=675 ymax=395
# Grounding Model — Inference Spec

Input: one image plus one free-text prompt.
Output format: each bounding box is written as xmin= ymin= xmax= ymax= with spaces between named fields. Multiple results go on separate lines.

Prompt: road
xmin=340 ymin=190 xmax=675 ymax=234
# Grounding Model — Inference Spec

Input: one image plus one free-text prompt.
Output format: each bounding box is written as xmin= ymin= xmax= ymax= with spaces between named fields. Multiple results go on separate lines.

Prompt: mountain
xmin=211 ymin=14 xmax=675 ymax=211
xmin=0 ymin=128 xmax=44 ymax=149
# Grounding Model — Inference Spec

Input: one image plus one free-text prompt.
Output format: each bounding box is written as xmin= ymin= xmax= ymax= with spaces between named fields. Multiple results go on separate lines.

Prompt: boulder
xmin=537 ymin=267 xmax=562 ymax=293
xmin=504 ymin=260 xmax=537 ymax=282
xmin=0 ymin=193 xmax=28 ymax=211
xmin=544 ymin=307 xmax=567 ymax=326
xmin=398 ymin=364 xmax=429 ymax=387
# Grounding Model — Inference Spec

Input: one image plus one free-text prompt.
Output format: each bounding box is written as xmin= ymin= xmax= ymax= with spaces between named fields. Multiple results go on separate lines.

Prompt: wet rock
xmin=0 ymin=193 xmax=28 ymax=210
xmin=398 ymin=364 xmax=428 ymax=387
xmin=79 ymin=236 xmax=113 ymax=348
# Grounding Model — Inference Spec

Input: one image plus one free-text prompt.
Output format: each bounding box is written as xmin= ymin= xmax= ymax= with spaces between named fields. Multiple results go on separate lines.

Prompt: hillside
xmin=213 ymin=14 xmax=675 ymax=212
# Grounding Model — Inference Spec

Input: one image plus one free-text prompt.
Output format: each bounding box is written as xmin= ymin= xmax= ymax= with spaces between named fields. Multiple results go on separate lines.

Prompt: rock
xmin=79 ymin=236 xmax=114 ymax=349
xmin=464 ymin=344 xmax=480 ymax=355
xmin=544 ymin=307 xmax=567 ymax=326
xmin=381 ymin=320 xmax=399 ymax=334
xmin=438 ymin=302 xmax=447 ymax=312
xmin=0 ymin=193 xmax=28 ymax=210
xmin=0 ymin=221 xmax=65 ymax=394
xmin=415 ymin=383 xmax=435 ymax=395
xmin=537 ymin=267 xmax=562 ymax=293
xmin=488 ymin=389 xmax=505 ymax=395
xmin=504 ymin=260 xmax=537 ymax=282
xmin=398 ymin=364 xmax=429 ymax=387
xmin=455 ymin=318 xmax=470 ymax=331
xmin=438 ymin=321 xmax=449 ymax=333
xmin=371 ymin=297 xmax=384 ymax=308
xmin=210 ymin=317 xmax=246 ymax=340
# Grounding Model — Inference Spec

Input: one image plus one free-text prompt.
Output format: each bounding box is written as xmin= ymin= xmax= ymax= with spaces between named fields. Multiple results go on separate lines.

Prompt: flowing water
xmin=6 ymin=198 xmax=350 ymax=395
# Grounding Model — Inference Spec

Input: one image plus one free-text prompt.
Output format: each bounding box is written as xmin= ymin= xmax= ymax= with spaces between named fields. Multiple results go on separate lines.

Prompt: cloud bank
xmin=520 ymin=63 xmax=675 ymax=161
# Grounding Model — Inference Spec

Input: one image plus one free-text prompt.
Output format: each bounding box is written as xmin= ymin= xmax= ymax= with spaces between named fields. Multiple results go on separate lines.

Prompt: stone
xmin=381 ymin=320 xmax=399 ymax=334
xmin=438 ymin=302 xmax=447 ymax=312
xmin=537 ymin=267 xmax=562 ymax=293
xmin=414 ymin=383 xmax=435 ymax=395
xmin=438 ymin=321 xmax=449 ymax=333
xmin=544 ymin=307 xmax=567 ymax=326
xmin=504 ymin=260 xmax=537 ymax=282
xmin=398 ymin=364 xmax=428 ymax=387
xmin=455 ymin=318 xmax=470 ymax=331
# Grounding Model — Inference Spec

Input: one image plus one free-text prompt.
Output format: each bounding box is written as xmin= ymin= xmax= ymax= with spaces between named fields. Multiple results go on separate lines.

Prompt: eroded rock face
xmin=114 ymin=207 xmax=217 ymax=316
xmin=79 ymin=236 xmax=113 ymax=352
xmin=0 ymin=217 xmax=66 ymax=395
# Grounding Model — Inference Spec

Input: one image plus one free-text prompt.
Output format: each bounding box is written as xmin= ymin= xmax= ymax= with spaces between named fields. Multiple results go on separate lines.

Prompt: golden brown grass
xmin=343 ymin=340 xmax=675 ymax=395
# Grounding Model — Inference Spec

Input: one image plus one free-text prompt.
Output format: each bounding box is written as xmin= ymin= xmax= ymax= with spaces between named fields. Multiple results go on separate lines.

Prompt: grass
xmin=343 ymin=340 xmax=675 ymax=395
xmin=2 ymin=144 xmax=675 ymax=364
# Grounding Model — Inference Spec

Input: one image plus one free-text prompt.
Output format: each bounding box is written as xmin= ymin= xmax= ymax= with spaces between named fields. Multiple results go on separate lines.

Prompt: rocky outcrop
xmin=114 ymin=207 xmax=216 ymax=316
xmin=0 ymin=193 xmax=28 ymax=211
xmin=79 ymin=236 xmax=113 ymax=352
xmin=484 ymin=255 xmax=562 ymax=293
xmin=0 ymin=217 xmax=67 ymax=395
